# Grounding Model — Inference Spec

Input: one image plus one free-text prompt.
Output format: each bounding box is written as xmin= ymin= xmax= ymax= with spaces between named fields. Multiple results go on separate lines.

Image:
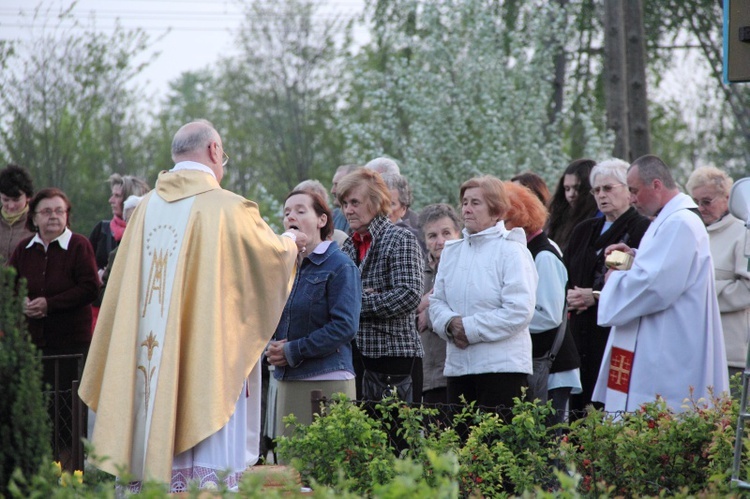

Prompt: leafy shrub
xmin=277 ymin=394 xmax=563 ymax=497
xmin=0 ymin=266 xmax=51 ymax=495
xmin=454 ymin=397 xmax=559 ymax=497
xmin=560 ymin=391 xmax=737 ymax=497
xmin=275 ymin=393 xmax=395 ymax=495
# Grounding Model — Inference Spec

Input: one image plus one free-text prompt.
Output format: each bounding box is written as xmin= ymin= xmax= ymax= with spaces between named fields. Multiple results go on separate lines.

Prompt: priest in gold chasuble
xmin=80 ymin=120 xmax=302 ymax=492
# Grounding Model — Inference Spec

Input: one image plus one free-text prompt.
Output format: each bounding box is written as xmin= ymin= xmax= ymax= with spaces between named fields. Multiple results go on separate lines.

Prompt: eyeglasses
xmin=692 ymin=196 xmax=718 ymax=208
xmin=36 ymin=208 xmax=67 ymax=217
xmin=208 ymin=142 xmax=230 ymax=167
xmin=590 ymin=184 xmax=625 ymax=196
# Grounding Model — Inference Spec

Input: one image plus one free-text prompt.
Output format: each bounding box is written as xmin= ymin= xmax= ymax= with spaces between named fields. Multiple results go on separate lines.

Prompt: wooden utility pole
xmin=603 ymin=0 xmax=631 ymax=160
xmin=603 ymin=0 xmax=651 ymax=161
xmin=624 ymin=0 xmax=651 ymax=159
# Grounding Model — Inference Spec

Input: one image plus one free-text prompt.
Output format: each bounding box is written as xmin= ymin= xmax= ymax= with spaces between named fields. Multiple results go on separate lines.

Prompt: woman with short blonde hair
xmin=430 ymin=175 xmax=537 ymax=412
xmin=687 ymin=166 xmax=749 ymax=381
xmin=336 ymin=169 xmax=392 ymax=220
xmin=459 ymin=175 xmax=509 ymax=221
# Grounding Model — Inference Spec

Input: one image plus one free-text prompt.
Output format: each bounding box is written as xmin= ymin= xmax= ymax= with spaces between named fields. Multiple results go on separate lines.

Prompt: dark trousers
xmin=548 ymin=386 xmax=572 ymax=426
xmin=447 ymin=372 xmax=527 ymax=412
xmin=422 ymin=387 xmax=448 ymax=405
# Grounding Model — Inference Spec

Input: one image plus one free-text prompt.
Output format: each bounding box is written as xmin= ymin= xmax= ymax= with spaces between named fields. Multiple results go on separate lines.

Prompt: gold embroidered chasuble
xmin=79 ymin=169 xmax=297 ymax=483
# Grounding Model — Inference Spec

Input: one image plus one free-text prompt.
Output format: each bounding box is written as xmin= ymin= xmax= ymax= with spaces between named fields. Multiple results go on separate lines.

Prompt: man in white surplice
xmin=593 ymin=154 xmax=729 ymax=413
xmin=80 ymin=120 xmax=306 ymax=492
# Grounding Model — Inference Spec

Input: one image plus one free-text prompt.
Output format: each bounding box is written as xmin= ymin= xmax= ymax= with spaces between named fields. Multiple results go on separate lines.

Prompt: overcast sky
xmin=0 ymin=0 xmax=366 ymax=99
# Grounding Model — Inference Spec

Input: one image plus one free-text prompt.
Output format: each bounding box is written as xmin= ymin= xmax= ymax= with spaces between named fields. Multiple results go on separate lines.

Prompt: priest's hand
xmin=290 ymin=230 xmax=309 ymax=255
xmin=24 ymin=297 xmax=48 ymax=319
xmin=266 ymin=340 xmax=289 ymax=367
xmin=604 ymin=242 xmax=634 ymax=257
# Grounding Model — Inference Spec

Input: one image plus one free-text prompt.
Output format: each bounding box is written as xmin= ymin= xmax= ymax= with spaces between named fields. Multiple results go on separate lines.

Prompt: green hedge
xmin=276 ymin=391 xmax=742 ymax=498
xmin=0 ymin=266 xmax=52 ymax=496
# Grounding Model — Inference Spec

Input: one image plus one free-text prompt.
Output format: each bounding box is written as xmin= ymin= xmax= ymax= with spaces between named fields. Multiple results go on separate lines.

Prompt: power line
xmin=0 ymin=24 xmax=232 ymax=33
xmin=0 ymin=11 xmax=358 ymax=20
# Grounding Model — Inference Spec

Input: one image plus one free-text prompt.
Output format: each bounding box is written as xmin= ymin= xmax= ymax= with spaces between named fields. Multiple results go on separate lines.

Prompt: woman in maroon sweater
xmin=9 ymin=188 xmax=99 ymax=392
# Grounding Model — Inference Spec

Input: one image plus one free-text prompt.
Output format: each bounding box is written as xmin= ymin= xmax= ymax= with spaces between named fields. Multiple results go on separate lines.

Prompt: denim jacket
xmin=273 ymin=241 xmax=362 ymax=381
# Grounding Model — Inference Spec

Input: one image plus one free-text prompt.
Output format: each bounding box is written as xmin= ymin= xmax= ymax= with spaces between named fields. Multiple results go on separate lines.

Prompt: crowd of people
xmin=0 ymin=118 xmax=745 ymax=491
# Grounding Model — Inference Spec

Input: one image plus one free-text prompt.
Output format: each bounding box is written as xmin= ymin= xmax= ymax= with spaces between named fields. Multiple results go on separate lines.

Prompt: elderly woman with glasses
xmin=9 ymin=187 xmax=99 ymax=455
xmin=562 ymin=159 xmax=651 ymax=414
xmin=10 ymin=187 xmax=99 ymax=358
xmin=687 ymin=166 xmax=750 ymax=382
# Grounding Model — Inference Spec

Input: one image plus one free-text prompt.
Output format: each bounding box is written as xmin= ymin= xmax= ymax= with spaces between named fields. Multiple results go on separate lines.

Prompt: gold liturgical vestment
xmin=79 ymin=169 xmax=297 ymax=483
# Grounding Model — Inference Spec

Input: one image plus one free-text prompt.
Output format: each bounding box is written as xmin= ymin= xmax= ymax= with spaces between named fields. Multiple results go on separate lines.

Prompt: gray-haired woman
xmin=687 ymin=166 xmax=750 ymax=382
xmin=417 ymin=203 xmax=461 ymax=404
xmin=563 ymin=159 xmax=651 ymax=414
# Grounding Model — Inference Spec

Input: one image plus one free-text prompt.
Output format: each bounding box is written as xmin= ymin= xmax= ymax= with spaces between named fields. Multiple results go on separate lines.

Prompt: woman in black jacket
xmin=563 ymin=159 xmax=651 ymax=415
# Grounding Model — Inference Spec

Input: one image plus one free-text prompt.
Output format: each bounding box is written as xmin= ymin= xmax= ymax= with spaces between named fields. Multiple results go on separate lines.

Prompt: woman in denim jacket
xmin=266 ymin=190 xmax=362 ymax=438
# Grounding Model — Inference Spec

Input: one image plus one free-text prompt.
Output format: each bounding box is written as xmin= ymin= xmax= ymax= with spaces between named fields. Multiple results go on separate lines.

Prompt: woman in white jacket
xmin=429 ymin=175 xmax=538 ymax=411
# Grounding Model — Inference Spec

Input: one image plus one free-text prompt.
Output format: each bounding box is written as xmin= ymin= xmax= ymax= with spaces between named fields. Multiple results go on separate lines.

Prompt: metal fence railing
xmin=42 ymin=354 xmax=86 ymax=473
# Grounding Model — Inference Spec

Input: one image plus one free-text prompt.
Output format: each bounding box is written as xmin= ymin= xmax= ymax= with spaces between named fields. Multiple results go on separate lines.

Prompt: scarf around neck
xmin=351 ymin=231 xmax=372 ymax=263
xmin=110 ymin=215 xmax=127 ymax=242
xmin=1 ymin=205 xmax=28 ymax=226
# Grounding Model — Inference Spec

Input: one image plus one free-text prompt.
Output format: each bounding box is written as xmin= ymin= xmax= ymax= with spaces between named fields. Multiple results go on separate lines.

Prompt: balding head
xmin=171 ymin=120 xmax=225 ymax=181
xmin=364 ymin=157 xmax=400 ymax=175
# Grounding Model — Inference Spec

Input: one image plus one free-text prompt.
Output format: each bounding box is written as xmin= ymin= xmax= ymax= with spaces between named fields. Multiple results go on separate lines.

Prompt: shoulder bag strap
xmin=548 ymin=303 xmax=568 ymax=362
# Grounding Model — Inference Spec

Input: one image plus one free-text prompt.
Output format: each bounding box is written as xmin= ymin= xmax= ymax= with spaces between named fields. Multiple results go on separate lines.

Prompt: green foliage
xmin=275 ymin=393 xmax=396 ymax=495
xmin=0 ymin=266 xmax=51 ymax=495
xmin=560 ymin=392 xmax=737 ymax=497
xmin=218 ymin=0 xmax=351 ymax=201
xmin=276 ymin=390 xmax=744 ymax=498
xmin=0 ymin=2 xmax=157 ymax=233
xmin=3 ymin=389 xmax=747 ymax=497
xmin=277 ymin=395 xmax=563 ymax=498
xmin=453 ymin=396 xmax=559 ymax=497
xmin=370 ymin=451 xmax=459 ymax=499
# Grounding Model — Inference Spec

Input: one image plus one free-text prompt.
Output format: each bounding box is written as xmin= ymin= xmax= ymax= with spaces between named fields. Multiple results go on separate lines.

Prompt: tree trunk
xmin=624 ymin=0 xmax=651 ymax=160
xmin=603 ymin=0 xmax=630 ymax=160
xmin=547 ymin=0 xmax=569 ymax=132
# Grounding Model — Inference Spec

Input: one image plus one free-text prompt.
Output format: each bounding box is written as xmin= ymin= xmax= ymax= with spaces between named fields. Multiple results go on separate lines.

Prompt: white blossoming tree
xmin=341 ymin=0 xmax=612 ymax=207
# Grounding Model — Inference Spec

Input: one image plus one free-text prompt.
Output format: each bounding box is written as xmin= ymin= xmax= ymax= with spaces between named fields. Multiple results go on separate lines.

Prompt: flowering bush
xmin=560 ymin=390 xmax=737 ymax=497
xmin=278 ymin=390 xmax=743 ymax=497
xmin=4 ymin=389 xmax=744 ymax=497
xmin=454 ymin=397 xmax=559 ymax=497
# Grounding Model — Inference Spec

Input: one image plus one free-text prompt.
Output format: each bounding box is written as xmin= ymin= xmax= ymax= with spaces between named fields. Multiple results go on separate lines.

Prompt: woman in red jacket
xmin=9 ymin=187 xmax=99 ymax=399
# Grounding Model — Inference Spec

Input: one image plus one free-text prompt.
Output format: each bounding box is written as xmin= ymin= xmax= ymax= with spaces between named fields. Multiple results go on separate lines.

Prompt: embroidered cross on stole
xmin=607 ymin=346 xmax=634 ymax=393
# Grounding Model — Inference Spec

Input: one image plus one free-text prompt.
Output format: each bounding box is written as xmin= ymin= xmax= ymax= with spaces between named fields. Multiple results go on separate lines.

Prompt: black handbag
xmin=527 ymin=303 xmax=568 ymax=404
xmin=362 ymin=369 xmax=414 ymax=402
